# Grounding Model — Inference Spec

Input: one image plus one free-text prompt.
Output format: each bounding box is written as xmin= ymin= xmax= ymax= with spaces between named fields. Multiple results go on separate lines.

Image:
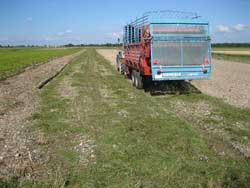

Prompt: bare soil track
xmin=213 ymin=50 xmax=250 ymax=55
xmin=0 ymin=50 xmax=85 ymax=179
xmin=192 ymin=59 xmax=250 ymax=108
xmin=98 ymin=49 xmax=250 ymax=108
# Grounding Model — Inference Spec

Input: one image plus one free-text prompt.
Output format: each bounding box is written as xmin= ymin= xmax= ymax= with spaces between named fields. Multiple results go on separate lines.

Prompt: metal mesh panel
xmin=123 ymin=10 xmax=201 ymax=45
xmin=152 ymin=41 xmax=209 ymax=66
xmin=183 ymin=42 xmax=208 ymax=66
xmin=152 ymin=23 xmax=210 ymax=67
xmin=153 ymin=24 xmax=208 ymax=37
xmin=144 ymin=10 xmax=199 ymax=20
xmin=153 ymin=42 xmax=181 ymax=66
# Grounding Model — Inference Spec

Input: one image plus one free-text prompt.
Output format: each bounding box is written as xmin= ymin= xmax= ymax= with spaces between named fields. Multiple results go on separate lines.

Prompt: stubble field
xmin=0 ymin=48 xmax=249 ymax=188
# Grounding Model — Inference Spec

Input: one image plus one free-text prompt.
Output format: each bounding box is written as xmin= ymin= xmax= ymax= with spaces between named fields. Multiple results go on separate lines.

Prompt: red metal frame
xmin=123 ymin=27 xmax=151 ymax=76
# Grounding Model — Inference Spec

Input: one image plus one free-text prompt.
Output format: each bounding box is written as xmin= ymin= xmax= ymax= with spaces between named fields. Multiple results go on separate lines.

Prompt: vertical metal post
xmin=181 ymin=40 xmax=183 ymax=66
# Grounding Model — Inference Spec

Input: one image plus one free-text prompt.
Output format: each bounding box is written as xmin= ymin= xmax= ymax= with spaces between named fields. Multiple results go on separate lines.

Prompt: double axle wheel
xmin=117 ymin=61 xmax=125 ymax=75
xmin=131 ymin=70 xmax=143 ymax=89
xmin=116 ymin=61 xmax=143 ymax=89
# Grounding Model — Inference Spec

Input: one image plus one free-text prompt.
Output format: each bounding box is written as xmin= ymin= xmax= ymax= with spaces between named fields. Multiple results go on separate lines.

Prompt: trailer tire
xmin=120 ymin=62 xmax=125 ymax=75
xmin=117 ymin=58 xmax=125 ymax=75
xmin=131 ymin=70 xmax=136 ymax=86
xmin=116 ymin=55 xmax=120 ymax=72
xmin=117 ymin=62 xmax=121 ymax=72
xmin=135 ymin=71 xmax=143 ymax=89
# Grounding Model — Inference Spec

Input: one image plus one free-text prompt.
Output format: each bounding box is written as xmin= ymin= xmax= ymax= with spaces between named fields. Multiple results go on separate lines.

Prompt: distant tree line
xmin=0 ymin=44 xmax=51 ymax=48
xmin=63 ymin=43 xmax=250 ymax=48
xmin=63 ymin=43 xmax=122 ymax=47
xmin=1 ymin=43 xmax=250 ymax=48
xmin=0 ymin=43 xmax=123 ymax=48
xmin=212 ymin=43 xmax=250 ymax=48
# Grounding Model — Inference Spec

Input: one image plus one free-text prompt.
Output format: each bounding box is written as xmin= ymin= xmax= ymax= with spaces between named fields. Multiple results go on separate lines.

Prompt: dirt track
xmin=97 ymin=49 xmax=118 ymax=68
xmin=97 ymin=49 xmax=250 ymax=108
xmin=0 ymin=50 xmax=84 ymax=178
xmin=0 ymin=48 xmax=248 ymax=180
xmin=192 ymin=59 xmax=250 ymax=108
xmin=213 ymin=51 xmax=250 ymax=55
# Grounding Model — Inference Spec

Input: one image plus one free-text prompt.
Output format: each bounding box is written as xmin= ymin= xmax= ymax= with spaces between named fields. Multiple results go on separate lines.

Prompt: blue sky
xmin=0 ymin=0 xmax=249 ymax=45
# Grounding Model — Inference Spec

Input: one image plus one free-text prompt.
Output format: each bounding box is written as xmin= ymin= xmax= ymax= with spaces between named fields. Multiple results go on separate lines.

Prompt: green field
xmin=212 ymin=53 xmax=250 ymax=64
xmin=3 ymin=49 xmax=248 ymax=188
xmin=0 ymin=48 xmax=82 ymax=80
xmin=212 ymin=47 xmax=250 ymax=64
xmin=212 ymin=47 xmax=250 ymax=51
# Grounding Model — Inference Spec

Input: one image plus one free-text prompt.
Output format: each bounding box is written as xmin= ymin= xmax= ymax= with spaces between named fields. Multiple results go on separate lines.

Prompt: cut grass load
xmin=0 ymin=48 xmax=82 ymax=80
xmin=8 ymin=49 xmax=248 ymax=188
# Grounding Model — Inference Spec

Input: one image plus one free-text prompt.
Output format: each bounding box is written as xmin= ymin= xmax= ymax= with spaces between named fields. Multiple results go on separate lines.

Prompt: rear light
xmin=204 ymin=58 xmax=209 ymax=65
xmin=153 ymin=59 xmax=158 ymax=65
xmin=157 ymin=70 xmax=161 ymax=75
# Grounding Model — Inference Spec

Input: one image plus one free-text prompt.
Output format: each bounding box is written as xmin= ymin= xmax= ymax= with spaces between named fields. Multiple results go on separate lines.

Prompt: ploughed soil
xmin=97 ymin=49 xmax=250 ymax=108
xmin=0 ymin=50 xmax=85 ymax=179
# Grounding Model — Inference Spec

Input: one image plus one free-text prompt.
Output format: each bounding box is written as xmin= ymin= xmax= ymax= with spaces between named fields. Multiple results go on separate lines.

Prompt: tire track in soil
xmin=0 ymin=50 xmax=85 ymax=180
xmin=97 ymin=49 xmax=250 ymax=108
xmin=97 ymin=49 xmax=250 ymax=158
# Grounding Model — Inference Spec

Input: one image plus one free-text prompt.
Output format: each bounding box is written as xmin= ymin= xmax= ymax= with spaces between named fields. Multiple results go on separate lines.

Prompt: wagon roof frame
xmin=126 ymin=10 xmax=209 ymax=29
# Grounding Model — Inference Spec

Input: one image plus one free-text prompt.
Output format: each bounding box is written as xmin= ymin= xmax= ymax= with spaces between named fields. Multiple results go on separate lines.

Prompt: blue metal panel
xmin=149 ymin=19 xmax=209 ymax=25
xmin=151 ymin=66 xmax=211 ymax=81
xmin=150 ymin=21 xmax=212 ymax=81
xmin=123 ymin=10 xmax=209 ymax=45
xmin=123 ymin=10 xmax=212 ymax=82
xmin=152 ymin=23 xmax=210 ymax=38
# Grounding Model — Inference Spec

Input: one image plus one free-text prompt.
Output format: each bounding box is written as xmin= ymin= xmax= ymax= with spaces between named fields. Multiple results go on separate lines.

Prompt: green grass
xmin=0 ymin=47 xmax=82 ymax=80
xmin=3 ymin=49 xmax=249 ymax=187
xmin=212 ymin=47 xmax=250 ymax=63
xmin=155 ymin=93 xmax=250 ymax=155
xmin=212 ymin=47 xmax=250 ymax=51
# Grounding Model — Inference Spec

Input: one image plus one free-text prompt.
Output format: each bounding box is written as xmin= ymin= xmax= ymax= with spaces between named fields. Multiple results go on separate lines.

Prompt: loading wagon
xmin=116 ymin=10 xmax=212 ymax=89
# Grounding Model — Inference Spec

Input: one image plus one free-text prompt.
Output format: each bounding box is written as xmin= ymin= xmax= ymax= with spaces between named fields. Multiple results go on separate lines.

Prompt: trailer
xmin=116 ymin=10 xmax=212 ymax=89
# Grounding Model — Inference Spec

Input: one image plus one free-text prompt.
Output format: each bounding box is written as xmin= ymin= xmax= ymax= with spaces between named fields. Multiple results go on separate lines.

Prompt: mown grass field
xmin=212 ymin=47 xmax=250 ymax=64
xmin=0 ymin=48 xmax=82 ymax=80
xmin=213 ymin=47 xmax=250 ymax=52
xmin=3 ymin=49 xmax=248 ymax=188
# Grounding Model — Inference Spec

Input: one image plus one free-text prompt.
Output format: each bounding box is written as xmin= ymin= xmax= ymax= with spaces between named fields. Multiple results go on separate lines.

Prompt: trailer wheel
xmin=120 ymin=62 xmax=125 ymax=75
xmin=117 ymin=58 xmax=125 ymax=75
xmin=116 ymin=54 xmax=120 ymax=72
xmin=131 ymin=70 xmax=136 ymax=86
xmin=135 ymin=71 xmax=143 ymax=89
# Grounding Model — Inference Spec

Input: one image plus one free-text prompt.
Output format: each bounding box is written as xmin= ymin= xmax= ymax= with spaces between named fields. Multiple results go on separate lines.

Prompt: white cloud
xmin=216 ymin=25 xmax=230 ymax=33
xmin=44 ymin=37 xmax=55 ymax=41
xmin=57 ymin=32 xmax=64 ymax=36
xmin=26 ymin=17 xmax=33 ymax=23
xmin=106 ymin=32 xmax=123 ymax=39
xmin=233 ymin=24 xmax=249 ymax=31
xmin=65 ymin=29 xmax=72 ymax=34
xmin=112 ymin=32 xmax=122 ymax=39
xmin=57 ymin=29 xmax=73 ymax=36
